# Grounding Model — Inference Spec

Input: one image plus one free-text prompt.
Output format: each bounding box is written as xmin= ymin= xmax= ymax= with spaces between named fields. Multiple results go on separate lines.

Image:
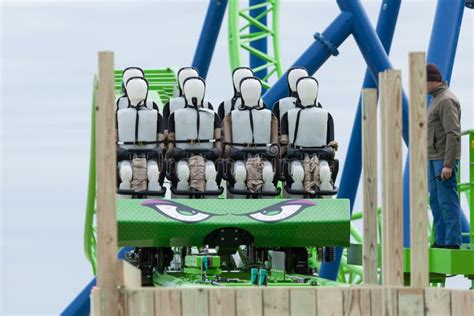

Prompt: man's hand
xmin=440 ymin=167 xmax=453 ymax=180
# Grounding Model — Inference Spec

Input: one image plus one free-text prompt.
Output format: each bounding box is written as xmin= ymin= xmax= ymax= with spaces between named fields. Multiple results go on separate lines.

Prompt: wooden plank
xmin=342 ymin=287 xmax=371 ymax=316
xmin=154 ymin=288 xmax=181 ymax=316
xmin=362 ymin=88 xmax=379 ymax=285
xmin=90 ymin=287 xmax=100 ymax=316
xmin=236 ymin=288 xmax=263 ymax=316
xmin=181 ymin=288 xmax=209 ymax=316
xmin=382 ymin=287 xmax=398 ymax=316
xmin=116 ymin=260 xmax=141 ymax=288
xmin=263 ymin=288 xmax=290 ymax=316
xmin=380 ymin=69 xmax=404 ymax=286
xmin=289 ymin=288 xmax=316 ymax=316
xmin=316 ymin=287 xmax=344 ymax=315
xmin=379 ymin=71 xmax=388 ymax=286
xmin=95 ymin=51 xmax=119 ymax=315
xmin=370 ymin=286 xmax=383 ymax=316
xmin=398 ymin=288 xmax=424 ymax=316
xmin=126 ymin=288 xmax=155 ymax=316
xmin=451 ymin=289 xmax=472 ymax=316
xmin=424 ymin=288 xmax=451 ymax=316
xmin=209 ymin=288 xmax=236 ymax=316
xmin=409 ymin=52 xmax=429 ymax=288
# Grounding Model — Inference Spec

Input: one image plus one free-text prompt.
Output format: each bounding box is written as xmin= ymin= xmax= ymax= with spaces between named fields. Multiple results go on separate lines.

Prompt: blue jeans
xmin=428 ymin=160 xmax=462 ymax=246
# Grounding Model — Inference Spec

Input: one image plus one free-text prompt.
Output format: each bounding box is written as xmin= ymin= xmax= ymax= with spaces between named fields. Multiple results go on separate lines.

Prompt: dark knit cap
xmin=427 ymin=63 xmax=442 ymax=82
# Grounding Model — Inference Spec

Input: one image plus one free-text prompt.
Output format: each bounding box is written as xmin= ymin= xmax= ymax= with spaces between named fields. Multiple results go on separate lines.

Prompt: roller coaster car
xmin=280 ymin=146 xmax=339 ymax=197
xmin=116 ymin=75 xmax=166 ymax=198
xmin=165 ymin=148 xmax=224 ymax=197
xmin=221 ymin=147 xmax=281 ymax=197
xmin=279 ymin=77 xmax=339 ymax=198
xmin=221 ymin=77 xmax=281 ymax=198
xmin=164 ymin=77 xmax=224 ymax=198
xmin=118 ymin=198 xmax=350 ymax=284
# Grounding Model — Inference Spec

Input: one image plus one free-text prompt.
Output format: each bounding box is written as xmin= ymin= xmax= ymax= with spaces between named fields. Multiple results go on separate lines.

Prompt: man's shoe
xmin=444 ymin=245 xmax=460 ymax=249
xmin=431 ymin=243 xmax=444 ymax=248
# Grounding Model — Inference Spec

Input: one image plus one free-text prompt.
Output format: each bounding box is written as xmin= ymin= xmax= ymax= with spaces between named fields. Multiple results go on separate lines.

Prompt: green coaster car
xmin=118 ymin=198 xmax=350 ymax=286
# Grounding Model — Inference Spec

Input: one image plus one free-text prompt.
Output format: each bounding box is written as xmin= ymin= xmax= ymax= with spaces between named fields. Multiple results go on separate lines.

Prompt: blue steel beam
xmin=402 ymin=0 xmax=469 ymax=246
xmin=192 ymin=0 xmax=228 ymax=79
xmin=318 ymin=0 xmax=399 ymax=278
xmin=336 ymin=0 xmax=409 ymax=143
xmin=262 ymin=12 xmax=353 ymax=108
xmin=61 ymin=248 xmax=132 ymax=315
xmin=249 ymin=0 xmax=268 ymax=84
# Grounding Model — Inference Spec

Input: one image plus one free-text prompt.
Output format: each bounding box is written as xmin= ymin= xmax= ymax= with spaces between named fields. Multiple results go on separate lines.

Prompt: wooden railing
xmin=91 ymin=286 xmax=473 ymax=315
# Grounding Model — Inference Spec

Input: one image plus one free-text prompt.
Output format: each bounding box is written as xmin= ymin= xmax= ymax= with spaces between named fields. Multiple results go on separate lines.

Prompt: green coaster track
xmin=228 ymin=0 xmax=283 ymax=89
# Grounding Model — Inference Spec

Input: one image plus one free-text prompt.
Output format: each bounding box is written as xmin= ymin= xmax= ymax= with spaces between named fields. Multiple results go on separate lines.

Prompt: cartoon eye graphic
xmin=141 ymin=199 xmax=218 ymax=223
xmin=242 ymin=200 xmax=316 ymax=223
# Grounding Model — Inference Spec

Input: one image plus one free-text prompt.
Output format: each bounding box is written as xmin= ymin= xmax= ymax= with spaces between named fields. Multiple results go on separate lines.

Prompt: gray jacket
xmin=427 ymin=83 xmax=461 ymax=168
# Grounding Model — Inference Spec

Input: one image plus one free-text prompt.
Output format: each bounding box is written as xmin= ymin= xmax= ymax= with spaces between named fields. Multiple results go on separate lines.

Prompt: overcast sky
xmin=1 ymin=1 xmax=473 ymax=314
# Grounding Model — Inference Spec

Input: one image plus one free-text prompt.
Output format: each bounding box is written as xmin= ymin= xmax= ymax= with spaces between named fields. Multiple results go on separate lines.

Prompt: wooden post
xmin=95 ymin=51 xmax=118 ymax=315
xmin=380 ymin=69 xmax=404 ymax=286
xmin=379 ymin=72 xmax=388 ymax=286
xmin=362 ymin=88 xmax=378 ymax=285
xmin=409 ymin=52 xmax=429 ymax=288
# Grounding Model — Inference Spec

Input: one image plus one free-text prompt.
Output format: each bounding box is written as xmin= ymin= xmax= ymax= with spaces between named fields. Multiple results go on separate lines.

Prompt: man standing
xmin=427 ymin=63 xmax=462 ymax=249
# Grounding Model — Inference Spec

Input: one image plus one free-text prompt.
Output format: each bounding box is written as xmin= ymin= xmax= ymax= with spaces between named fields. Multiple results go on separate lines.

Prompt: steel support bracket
xmin=314 ymin=32 xmax=340 ymax=56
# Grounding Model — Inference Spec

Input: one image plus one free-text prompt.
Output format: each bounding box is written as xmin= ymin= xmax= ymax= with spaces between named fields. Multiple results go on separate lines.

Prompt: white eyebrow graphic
xmin=155 ymin=205 xmax=211 ymax=223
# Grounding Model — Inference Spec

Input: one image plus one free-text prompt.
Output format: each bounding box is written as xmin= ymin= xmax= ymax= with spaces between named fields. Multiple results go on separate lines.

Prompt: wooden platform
xmin=91 ymin=286 xmax=473 ymax=315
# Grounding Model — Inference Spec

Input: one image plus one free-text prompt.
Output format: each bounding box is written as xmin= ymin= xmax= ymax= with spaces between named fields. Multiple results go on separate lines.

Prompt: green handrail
xmin=84 ymin=76 xmax=98 ymax=274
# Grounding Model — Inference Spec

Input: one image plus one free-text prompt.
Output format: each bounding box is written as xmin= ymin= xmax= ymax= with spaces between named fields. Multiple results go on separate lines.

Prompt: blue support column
xmin=249 ymin=0 xmax=268 ymax=83
xmin=335 ymin=0 xmax=400 ymax=213
xmin=192 ymin=0 xmax=228 ymax=79
xmin=319 ymin=0 xmax=408 ymax=280
xmin=402 ymin=0 xmax=469 ymax=245
xmin=263 ymin=12 xmax=353 ymax=108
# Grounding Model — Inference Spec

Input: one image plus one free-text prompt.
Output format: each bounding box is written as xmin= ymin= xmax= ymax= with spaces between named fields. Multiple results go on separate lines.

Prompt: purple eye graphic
xmin=141 ymin=200 xmax=218 ymax=223
xmin=240 ymin=200 xmax=316 ymax=223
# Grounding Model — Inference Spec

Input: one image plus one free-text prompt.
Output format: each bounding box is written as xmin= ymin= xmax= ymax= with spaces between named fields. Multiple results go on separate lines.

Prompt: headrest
xmin=183 ymin=77 xmax=206 ymax=107
xmin=287 ymin=67 xmax=309 ymax=93
xmin=122 ymin=67 xmax=144 ymax=93
xmin=232 ymin=67 xmax=254 ymax=93
xmin=177 ymin=67 xmax=199 ymax=93
xmin=240 ymin=77 xmax=262 ymax=108
xmin=126 ymin=77 xmax=148 ymax=106
xmin=296 ymin=77 xmax=319 ymax=107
